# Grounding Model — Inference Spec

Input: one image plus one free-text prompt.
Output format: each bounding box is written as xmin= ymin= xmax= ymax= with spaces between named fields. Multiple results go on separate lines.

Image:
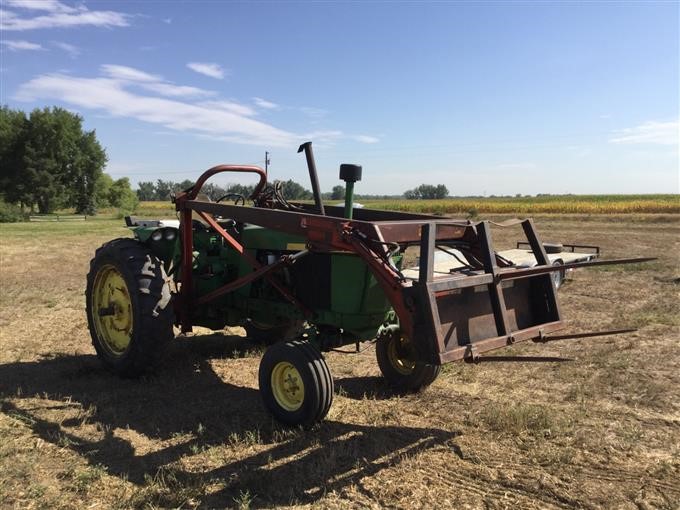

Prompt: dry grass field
xmin=1 ymin=214 xmax=679 ymax=509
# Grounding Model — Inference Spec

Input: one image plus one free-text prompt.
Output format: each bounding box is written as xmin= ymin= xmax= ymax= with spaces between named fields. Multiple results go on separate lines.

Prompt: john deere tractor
xmin=86 ymin=143 xmax=648 ymax=427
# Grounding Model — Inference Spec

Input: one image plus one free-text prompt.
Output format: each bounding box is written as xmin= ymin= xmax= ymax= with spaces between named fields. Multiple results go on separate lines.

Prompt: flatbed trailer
xmin=403 ymin=241 xmax=599 ymax=289
xmin=502 ymin=243 xmax=600 ymax=288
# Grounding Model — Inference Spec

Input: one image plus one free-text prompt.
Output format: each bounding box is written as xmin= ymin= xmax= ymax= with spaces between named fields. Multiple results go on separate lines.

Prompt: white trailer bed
xmin=403 ymin=242 xmax=599 ymax=289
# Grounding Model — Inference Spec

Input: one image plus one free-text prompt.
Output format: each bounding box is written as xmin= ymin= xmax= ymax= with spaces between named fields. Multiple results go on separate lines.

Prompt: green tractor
xmin=86 ymin=143 xmax=649 ymax=427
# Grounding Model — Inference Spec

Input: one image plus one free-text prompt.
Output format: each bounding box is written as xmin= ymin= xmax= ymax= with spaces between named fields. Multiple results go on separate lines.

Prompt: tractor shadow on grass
xmin=335 ymin=375 xmax=400 ymax=400
xmin=0 ymin=332 xmax=461 ymax=508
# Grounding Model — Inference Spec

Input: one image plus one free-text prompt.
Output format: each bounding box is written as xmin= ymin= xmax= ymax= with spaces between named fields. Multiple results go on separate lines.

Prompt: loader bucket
xmin=405 ymin=219 xmax=563 ymax=364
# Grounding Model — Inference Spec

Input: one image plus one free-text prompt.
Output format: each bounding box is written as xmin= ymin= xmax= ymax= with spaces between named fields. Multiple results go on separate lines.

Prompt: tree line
xmin=136 ymin=179 xmax=319 ymax=201
xmin=403 ymin=184 xmax=449 ymax=199
xmin=135 ymin=181 xmax=450 ymax=202
xmin=0 ymin=106 xmax=137 ymax=215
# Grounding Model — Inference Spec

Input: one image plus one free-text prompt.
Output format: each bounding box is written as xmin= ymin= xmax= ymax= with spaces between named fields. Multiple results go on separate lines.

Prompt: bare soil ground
xmin=1 ymin=215 xmax=678 ymax=509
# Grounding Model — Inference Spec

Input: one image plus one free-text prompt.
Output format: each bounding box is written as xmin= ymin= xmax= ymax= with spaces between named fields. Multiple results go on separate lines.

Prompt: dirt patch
xmin=0 ymin=216 xmax=679 ymax=509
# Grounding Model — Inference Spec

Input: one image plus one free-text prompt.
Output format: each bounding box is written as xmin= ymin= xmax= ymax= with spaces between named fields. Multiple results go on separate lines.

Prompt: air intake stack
xmin=339 ymin=164 xmax=362 ymax=219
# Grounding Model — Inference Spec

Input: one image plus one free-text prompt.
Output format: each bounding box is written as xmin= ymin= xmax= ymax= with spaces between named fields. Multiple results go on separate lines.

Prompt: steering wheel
xmin=216 ymin=193 xmax=246 ymax=206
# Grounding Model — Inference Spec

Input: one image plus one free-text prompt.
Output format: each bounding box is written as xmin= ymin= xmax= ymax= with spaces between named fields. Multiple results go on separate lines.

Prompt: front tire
xmin=259 ymin=341 xmax=333 ymax=427
xmin=86 ymin=238 xmax=174 ymax=377
xmin=376 ymin=330 xmax=441 ymax=392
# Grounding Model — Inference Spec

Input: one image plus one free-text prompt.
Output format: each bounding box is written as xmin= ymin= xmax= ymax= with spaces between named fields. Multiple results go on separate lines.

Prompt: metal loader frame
xmin=173 ymin=162 xmax=652 ymax=366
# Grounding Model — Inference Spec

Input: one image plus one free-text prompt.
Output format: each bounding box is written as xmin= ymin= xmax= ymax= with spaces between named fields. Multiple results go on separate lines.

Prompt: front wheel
xmin=258 ymin=341 xmax=333 ymax=427
xmin=376 ymin=330 xmax=440 ymax=392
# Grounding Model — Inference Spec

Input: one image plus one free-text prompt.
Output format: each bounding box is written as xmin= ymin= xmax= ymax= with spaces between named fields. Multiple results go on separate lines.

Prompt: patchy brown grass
xmin=1 ymin=215 xmax=679 ymax=509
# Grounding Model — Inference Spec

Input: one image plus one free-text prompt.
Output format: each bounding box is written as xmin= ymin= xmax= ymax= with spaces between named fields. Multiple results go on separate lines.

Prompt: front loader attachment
xmin=174 ymin=174 xmax=649 ymax=366
xmin=161 ymin=154 xmax=656 ymax=427
xmin=403 ymin=219 xmax=652 ymax=364
xmin=402 ymin=219 xmax=562 ymax=364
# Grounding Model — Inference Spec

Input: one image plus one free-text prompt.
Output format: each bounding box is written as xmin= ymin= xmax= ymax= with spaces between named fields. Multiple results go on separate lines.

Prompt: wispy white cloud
xmin=1 ymin=0 xmax=130 ymax=31
xmin=253 ymin=97 xmax=279 ymax=110
xmin=187 ymin=62 xmax=225 ymax=80
xmin=162 ymin=17 xmax=172 ymax=24
xmin=199 ymin=100 xmax=256 ymax=117
xmin=141 ymin=82 xmax=215 ymax=99
xmin=301 ymin=130 xmax=344 ymax=145
xmin=14 ymin=66 xmax=380 ymax=148
xmin=609 ymin=120 xmax=679 ymax=145
xmin=101 ymin=64 xmax=161 ymax=83
xmin=52 ymin=41 xmax=79 ymax=57
xmin=352 ymin=135 xmax=380 ymax=144
xmin=0 ymin=39 xmax=44 ymax=51
xmin=14 ymin=70 xmax=297 ymax=146
xmin=4 ymin=0 xmax=74 ymax=12
xmin=101 ymin=64 xmax=215 ymax=99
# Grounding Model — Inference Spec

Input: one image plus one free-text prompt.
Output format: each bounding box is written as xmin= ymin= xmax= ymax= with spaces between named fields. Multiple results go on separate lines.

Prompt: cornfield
xmin=132 ymin=194 xmax=679 ymax=217
xmin=361 ymin=194 xmax=680 ymax=215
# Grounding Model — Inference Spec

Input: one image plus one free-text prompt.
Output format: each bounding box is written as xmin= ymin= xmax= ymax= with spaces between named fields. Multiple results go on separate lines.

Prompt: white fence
xmin=29 ymin=214 xmax=88 ymax=222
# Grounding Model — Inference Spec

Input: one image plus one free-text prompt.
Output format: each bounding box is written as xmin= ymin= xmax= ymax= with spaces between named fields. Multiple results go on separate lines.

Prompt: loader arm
xmin=175 ymin=189 xmax=648 ymax=364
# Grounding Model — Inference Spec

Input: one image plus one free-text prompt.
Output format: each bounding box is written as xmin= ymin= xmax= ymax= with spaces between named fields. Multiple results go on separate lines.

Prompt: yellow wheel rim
xmin=387 ymin=335 xmax=416 ymax=375
xmin=271 ymin=361 xmax=305 ymax=412
xmin=92 ymin=264 xmax=133 ymax=355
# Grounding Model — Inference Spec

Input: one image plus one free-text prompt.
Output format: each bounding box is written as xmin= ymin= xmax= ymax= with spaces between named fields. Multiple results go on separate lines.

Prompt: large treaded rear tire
xmin=259 ymin=340 xmax=333 ymax=427
xmin=86 ymin=238 xmax=174 ymax=377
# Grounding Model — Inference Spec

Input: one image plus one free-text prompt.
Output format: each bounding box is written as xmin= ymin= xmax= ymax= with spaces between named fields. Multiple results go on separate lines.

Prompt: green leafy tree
xmin=108 ymin=177 xmax=138 ymax=213
xmin=280 ymin=179 xmax=312 ymax=200
xmin=225 ymin=183 xmax=255 ymax=198
xmin=202 ymin=182 xmax=226 ymax=201
xmin=0 ymin=106 xmax=107 ymax=214
xmin=0 ymin=107 xmax=29 ymax=211
xmin=155 ymin=179 xmax=173 ymax=201
xmin=331 ymin=185 xmax=345 ymax=200
xmin=404 ymin=183 xmax=449 ymax=199
xmin=72 ymin=130 xmax=108 ymax=214
xmin=175 ymin=179 xmax=195 ymax=193
xmin=94 ymin=173 xmax=114 ymax=208
xmin=404 ymin=188 xmax=418 ymax=200
xmin=136 ymin=181 xmax=156 ymax=201
xmin=434 ymin=184 xmax=449 ymax=199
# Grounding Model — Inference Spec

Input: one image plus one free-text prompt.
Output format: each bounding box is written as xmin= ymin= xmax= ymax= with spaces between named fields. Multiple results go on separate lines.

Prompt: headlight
xmin=165 ymin=229 xmax=176 ymax=241
xmin=151 ymin=230 xmax=163 ymax=241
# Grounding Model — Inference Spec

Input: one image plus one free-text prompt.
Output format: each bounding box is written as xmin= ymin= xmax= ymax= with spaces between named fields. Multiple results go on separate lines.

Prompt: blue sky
xmin=1 ymin=0 xmax=678 ymax=195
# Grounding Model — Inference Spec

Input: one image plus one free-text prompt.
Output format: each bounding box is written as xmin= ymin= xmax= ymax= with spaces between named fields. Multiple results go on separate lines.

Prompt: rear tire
xmin=259 ymin=341 xmax=333 ymax=427
xmin=376 ymin=330 xmax=440 ymax=392
xmin=86 ymin=238 xmax=174 ymax=377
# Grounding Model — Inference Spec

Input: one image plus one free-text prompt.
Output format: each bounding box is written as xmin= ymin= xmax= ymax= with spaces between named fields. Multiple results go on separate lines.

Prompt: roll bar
xmin=184 ymin=165 xmax=267 ymax=201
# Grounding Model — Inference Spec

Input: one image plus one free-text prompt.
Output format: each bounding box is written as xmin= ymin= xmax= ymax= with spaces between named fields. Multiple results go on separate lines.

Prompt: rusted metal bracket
xmin=195 ymin=249 xmax=309 ymax=306
xmin=474 ymin=355 xmax=574 ymax=363
xmin=498 ymin=257 xmax=656 ymax=281
xmin=533 ymin=328 xmax=636 ymax=343
xmin=464 ymin=343 xmax=479 ymax=362
xmin=196 ymin=210 xmax=311 ymax=314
